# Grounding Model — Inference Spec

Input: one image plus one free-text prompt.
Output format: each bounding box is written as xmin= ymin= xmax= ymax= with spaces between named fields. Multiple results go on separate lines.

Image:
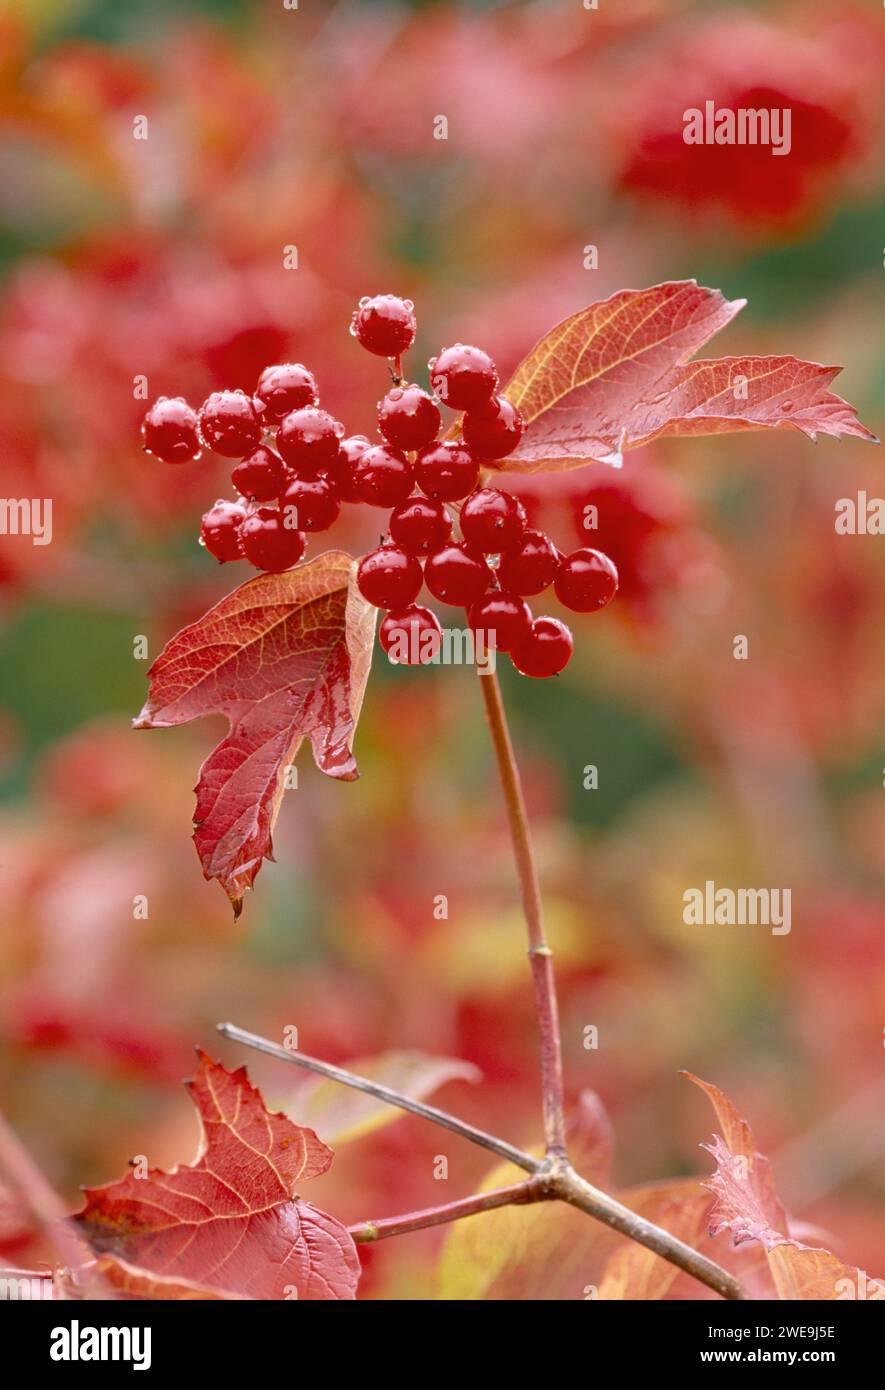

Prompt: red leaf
xmin=685 ymin=1072 xmax=885 ymax=1300
xmin=134 ymin=550 xmax=376 ymax=912
xmin=686 ymin=1073 xmax=788 ymax=1249
xmin=75 ymin=1051 xmax=361 ymax=1301
xmin=501 ymin=281 xmax=876 ymax=472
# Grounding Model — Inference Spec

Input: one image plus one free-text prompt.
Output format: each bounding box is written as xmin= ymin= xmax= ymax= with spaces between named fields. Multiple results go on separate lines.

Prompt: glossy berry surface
xmin=388 ymin=496 xmax=452 ymax=556
xmin=429 ymin=344 xmax=498 ymax=411
xmin=497 ymin=528 xmax=560 ymax=595
xmin=280 ymin=476 xmax=341 ymax=532
xmin=461 ymin=394 xmax=525 ymax=461
xmin=142 ymin=396 xmax=201 ymax=463
xmin=200 ymin=500 xmax=246 ymax=563
xmin=510 ymin=616 xmax=574 ymax=678
xmin=351 ymin=295 xmax=416 ymax=357
xmin=414 ymin=441 xmax=479 ymax=502
xmin=240 ymin=507 xmax=306 ymax=572
xmin=276 ymin=407 xmax=343 ymax=474
xmin=379 ymin=605 xmax=442 ymax=665
xmin=377 ymin=384 xmax=441 ymax=450
xmin=357 ymin=544 xmax=423 ymax=609
xmin=554 ymin=548 xmax=619 ymax=612
xmin=354 ymin=444 xmax=415 ymax=507
xmin=231 ymin=445 xmax=288 ymax=502
xmin=198 ymin=390 xmax=264 ymax=458
xmin=468 ymin=590 xmax=532 ymax=652
xmin=255 ymin=362 xmax=318 ymax=422
xmin=460 ymin=487 xmax=526 ymax=553
xmin=424 ymin=542 xmax=490 ymax=606
xmin=326 ymin=435 xmax=371 ymax=503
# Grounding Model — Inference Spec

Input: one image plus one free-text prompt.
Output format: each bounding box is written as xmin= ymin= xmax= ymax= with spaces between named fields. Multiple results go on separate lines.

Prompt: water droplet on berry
xmin=781 ymin=400 xmax=794 ymax=412
xmin=348 ymin=319 xmax=358 ymax=337
xmin=358 ymin=296 xmax=371 ymax=307
xmin=403 ymin=299 xmax=414 ymax=310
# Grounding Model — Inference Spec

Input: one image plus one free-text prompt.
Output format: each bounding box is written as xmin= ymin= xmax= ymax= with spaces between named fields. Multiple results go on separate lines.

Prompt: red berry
xmin=350 ymin=294 xmax=416 ymax=357
xmin=429 ymin=344 xmax=498 ymax=411
xmin=198 ymin=390 xmax=264 ymax=458
xmin=325 ymin=435 xmax=371 ymax=503
xmin=377 ymin=384 xmax=441 ymax=451
xmin=414 ymin=441 xmax=479 ymax=502
xmin=424 ymin=542 xmax=490 ymax=606
xmin=554 ymin=548 xmax=619 ymax=613
xmin=461 ymin=395 xmax=525 ymax=461
xmin=354 ymin=444 xmax=415 ymax=507
xmin=379 ymin=605 xmax=442 ymax=665
xmin=200 ymin=499 xmax=246 ymax=563
xmin=357 ymin=544 xmax=423 ymax=609
xmin=142 ymin=396 xmax=201 ymax=463
xmin=231 ymin=444 xmax=288 ymax=502
xmin=468 ymin=590 xmax=532 ymax=652
xmin=280 ymin=476 xmax=341 ymax=533
xmin=510 ymin=616 xmax=574 ymax=678
xmin=276 ymin=407 xmax=343 ymax=475
xmin=388 ymin=496 xmax=452 ymax=556
xmin=255 ymin=362 xmax=318 ymax=422
xmin=240 ymin=507 xmax=306 ymax=572
xmin=460 ymin=487 xmax=526 ymax=553
xmin=497 ymin=529 xmax=560 ymax=595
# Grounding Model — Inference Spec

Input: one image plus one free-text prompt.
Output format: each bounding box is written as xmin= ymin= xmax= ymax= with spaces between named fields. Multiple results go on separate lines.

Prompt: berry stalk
xmin=477 ymin=667 xmax=567 ymax=1159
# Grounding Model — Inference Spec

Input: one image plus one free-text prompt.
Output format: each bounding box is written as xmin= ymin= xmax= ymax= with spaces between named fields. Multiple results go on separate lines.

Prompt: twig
xmin=216 ymin=1022 xmax=540 ymax=1173
xmin=551 ymin=1166 xmax=746 ymax=1301
xmin=477 ymin=668 xmax=567 ymax=1157
xmin=219 ymin=1021 xmax=746 ymax=1299
xmin=349 ymin=1178 xmax=547 ymax=1243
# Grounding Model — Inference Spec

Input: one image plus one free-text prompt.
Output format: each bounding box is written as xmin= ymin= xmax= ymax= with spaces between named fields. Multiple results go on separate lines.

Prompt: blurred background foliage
xmin=0 ymin=0 xmax=882 ymax=1297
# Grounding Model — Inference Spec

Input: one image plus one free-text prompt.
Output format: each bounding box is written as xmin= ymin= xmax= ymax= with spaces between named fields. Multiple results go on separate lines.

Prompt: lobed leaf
xmin=75 ymin=1052 xmax=360 ymax=1301
xmin=684 ymin=1072 xmax=885 ymax=1301
xmin=134 ymin=551 xmax=376 ymax=913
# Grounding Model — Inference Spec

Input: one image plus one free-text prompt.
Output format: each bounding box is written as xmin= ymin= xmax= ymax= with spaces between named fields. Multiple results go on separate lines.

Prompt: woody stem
xmin=477 ymin=668 xmax=567 ymax=1157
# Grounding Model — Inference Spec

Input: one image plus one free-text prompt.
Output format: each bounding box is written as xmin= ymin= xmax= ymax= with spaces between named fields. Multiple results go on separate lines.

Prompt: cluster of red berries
xmin=141 ymin=294 xmax=617 ymax=678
